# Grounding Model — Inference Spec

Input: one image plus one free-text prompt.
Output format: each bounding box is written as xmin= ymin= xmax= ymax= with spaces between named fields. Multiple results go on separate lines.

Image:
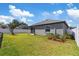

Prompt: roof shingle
xmin=31 ymin=19 xmax=66 ymax=26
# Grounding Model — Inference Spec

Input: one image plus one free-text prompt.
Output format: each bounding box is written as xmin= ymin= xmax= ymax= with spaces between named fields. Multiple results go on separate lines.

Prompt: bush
xmin=55 ymin=34 xmax=60 ymax=39
xmin=64 ymin=33 xmax=75 ymax=40
xmin=47 ymin=33 xmax=55 ymax=40
xmin=47 ymin=33 xmax=54 ymax=36
xmin=59 ymin=35 xmax=66 ymax=42
xmin=47 ymin=32 xmax=75 ymax=42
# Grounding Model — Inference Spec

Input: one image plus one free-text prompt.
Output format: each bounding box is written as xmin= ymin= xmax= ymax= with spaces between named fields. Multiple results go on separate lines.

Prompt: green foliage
xmin=64 ymin=33 xmax=74 ymax=40
xmin=19 ymin=22 xmax=28 ymax=26
xmin=8 ymin=20 xmax=20 ymax=29
xmin=0 ymin=22 xmax=8 ymax=29
xmin=47 ymin=33 xmax=54 ymax=36
xmin=55 ymin=34 xmax=60 ymax=39
xmin=0 ymin=22 xmax=4 ymax=25
xmin=17 ymin=22 xmax=28 ymax=29
xmin=47 ymin=33 xmax=53 ymax=40
xmin=47 ymin=33 xmax=66 ymax=41
xmin=8 ymin=19 xmax=20 ymax=35
xmin=1 ymin=25 xmax=8 ymax=29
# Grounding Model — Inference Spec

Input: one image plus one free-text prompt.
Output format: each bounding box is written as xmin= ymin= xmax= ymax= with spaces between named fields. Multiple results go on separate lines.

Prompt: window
xmin=45 ymin=26 xmax=50 ymax=32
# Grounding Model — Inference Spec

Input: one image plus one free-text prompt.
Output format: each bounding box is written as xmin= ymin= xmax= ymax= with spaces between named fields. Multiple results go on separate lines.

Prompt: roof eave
xmin=29 ymin=21 xmax=69 ymax=28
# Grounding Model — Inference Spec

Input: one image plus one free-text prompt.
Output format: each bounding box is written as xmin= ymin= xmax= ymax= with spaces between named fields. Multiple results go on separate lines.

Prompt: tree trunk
xmin=10 ymin=29 xmax=15 ymax=35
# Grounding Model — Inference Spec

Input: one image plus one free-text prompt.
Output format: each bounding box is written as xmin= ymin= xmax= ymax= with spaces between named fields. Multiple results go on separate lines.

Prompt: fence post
xmin=0 ymin=32 xmax=3 ymax=48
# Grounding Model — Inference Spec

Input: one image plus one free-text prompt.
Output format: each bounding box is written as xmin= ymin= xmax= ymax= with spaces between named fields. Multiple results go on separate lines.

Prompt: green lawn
xmin=0 ymin=33 xmax=79 ymax=56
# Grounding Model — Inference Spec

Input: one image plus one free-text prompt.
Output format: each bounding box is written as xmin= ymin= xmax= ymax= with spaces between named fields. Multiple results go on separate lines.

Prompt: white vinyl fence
xmin=72 ymin=26 xmax=79 ymax=47
xmin=0 ymin=28 xmax=28 ymax=34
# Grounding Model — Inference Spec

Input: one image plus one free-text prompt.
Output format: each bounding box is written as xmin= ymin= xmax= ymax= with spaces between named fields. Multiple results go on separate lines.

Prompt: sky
xmin=0 ymin=3 xmax=79 ymax=27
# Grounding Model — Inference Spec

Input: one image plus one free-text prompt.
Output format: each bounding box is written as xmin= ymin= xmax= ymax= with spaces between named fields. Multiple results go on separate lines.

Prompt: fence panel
xmin=72 ymin=26 xmax=79 ymax=47
xmin=0 ymin=28 xmax=28 ymax=34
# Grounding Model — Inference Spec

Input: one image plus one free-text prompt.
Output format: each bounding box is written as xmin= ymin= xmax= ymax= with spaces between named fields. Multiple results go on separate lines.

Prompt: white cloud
xmin=22 ymin=10 xmax=34 ymax=17
xmin=66 ymin=20 xmax=73 ymax=26
xmin=42 ymin=11 xmax=55 ymax=19
xmin=20 ymin=17 xmax=26 ymax=23
xmin=0 ymin=15 xmax=14 ymax=24
xmin=73 ymin=7 xmax=77 ymax=9
xmin=9 ymin=5 xmax=34 ymax=17
xmin=42 ymin=11 xmax=50 ymax=17
xmin=67 ymin=8 xmax=79 ymax=19
xmin=42 ymin=10 xmax=63 ymax=17
xmin=0 ymin=5 xmax=34 ymax=24
xmin=65 ymin=6 xmax=79 ymax=26
xmin=64 ymin=19 xmax=73 ymax=26
xmin=27 ymin=19 xmax=33 ymax=22
xmin=53 ymin=11 xmax=56 ymax=14
xmin=67 ymin=23 xmax=71 ymax=26
xmin=53 ymin=10 xmax=63 ymax=15
xmin=8 ymin=5 xmax=35 ymax=24
xmin=42 ymin=10 xmax=63 ymax=20
xmin=67 ymin=3 xmax=73 ymax=8
xmin=9 ymin=5 xmax=16 ymax=9
xmin=57 ymin=10 xmax=63 ymax=14
xmin=20 ymin=18 xmax=33 ymax=23
xmin=69 ymin=20 xmax=73 ymax=23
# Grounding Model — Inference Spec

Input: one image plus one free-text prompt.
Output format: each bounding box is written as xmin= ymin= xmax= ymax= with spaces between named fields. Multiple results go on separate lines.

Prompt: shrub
xmin=64 ymin=33 xmax=75 ymax=40
xmin=47 ymin=33 xmax=54 ymax=40
xmin=55 ymin=34 xmax=60 ymax=39
xmin=59 ymin=35 xmax=66 ymax=42
xmin=54 ymin=34 xmax=66 ymax=42
xmin=47 ymin=33 xmax=54 ymax=36
xmin=47 ymin=32 xmax=74 ymax=42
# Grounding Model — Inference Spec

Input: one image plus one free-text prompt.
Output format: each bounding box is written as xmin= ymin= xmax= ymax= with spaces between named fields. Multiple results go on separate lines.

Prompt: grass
xmin=0 ymin=33 xmax=79 ymax=56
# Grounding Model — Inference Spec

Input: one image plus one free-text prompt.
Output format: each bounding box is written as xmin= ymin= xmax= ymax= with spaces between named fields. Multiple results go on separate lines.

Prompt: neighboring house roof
xmin=30 ymin=19 xmax=69 ymax=28
xmin=69 ymin=27 xmax=76 ymax=29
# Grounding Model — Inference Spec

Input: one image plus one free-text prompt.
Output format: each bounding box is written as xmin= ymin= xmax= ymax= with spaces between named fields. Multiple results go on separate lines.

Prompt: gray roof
xmin=31 ymin=19 xmax=68 ymax=26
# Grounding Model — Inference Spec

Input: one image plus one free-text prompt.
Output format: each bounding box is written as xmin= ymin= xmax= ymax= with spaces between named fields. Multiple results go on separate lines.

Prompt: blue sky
xmin=0 ymin=3 xmax=79 ymax=26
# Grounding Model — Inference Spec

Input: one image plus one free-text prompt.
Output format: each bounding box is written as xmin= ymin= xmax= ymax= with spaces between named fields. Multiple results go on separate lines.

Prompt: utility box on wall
xmin=0 ymin=32 xmax=3 ymax=48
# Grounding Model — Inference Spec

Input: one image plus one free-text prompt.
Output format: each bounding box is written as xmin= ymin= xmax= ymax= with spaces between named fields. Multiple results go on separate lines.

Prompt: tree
xmin=0 ymin=22 xmax=4 ymax=25
xmin=8 ymin=19 xmax=20 ymax=35
xmin=1 ymin=25 xmax=8 ymax=29
xmin=0 ymin=22 xmax=8 ymax=29
xmin=18 ymin=22 xmax=28 ymax=29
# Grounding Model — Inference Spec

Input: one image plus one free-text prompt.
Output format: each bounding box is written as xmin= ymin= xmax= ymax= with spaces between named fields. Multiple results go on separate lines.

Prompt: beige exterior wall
xmin=28 ymin=22 xmax=68 ymax=35
xmin=35 ymin=29 xmax=46 ymax=35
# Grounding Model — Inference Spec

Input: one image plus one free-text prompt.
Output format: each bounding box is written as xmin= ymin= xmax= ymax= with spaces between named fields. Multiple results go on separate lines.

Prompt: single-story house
xmin=27 ymin=19 xmax=69 ymax=35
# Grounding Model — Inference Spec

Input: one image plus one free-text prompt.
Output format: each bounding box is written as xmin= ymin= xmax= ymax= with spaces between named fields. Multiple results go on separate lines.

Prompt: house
xmin=28 ymin=19 xmax=69 ymax=35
